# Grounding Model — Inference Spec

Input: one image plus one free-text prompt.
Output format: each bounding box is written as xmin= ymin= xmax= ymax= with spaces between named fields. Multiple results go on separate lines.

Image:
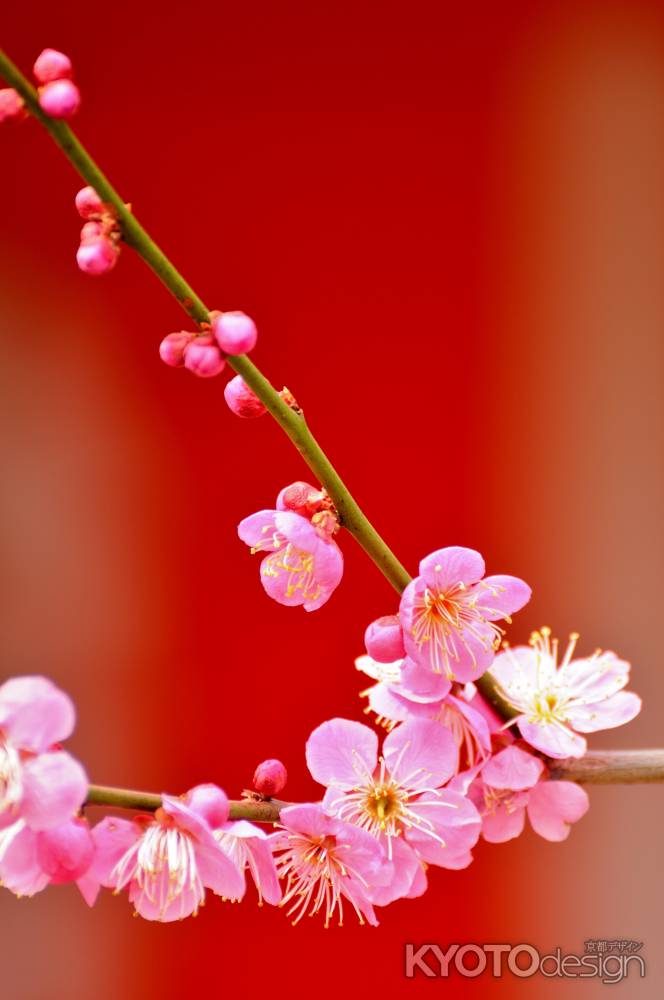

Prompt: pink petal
xmin=35 ymin=817 xmax=94 ymax=884
xmin=517 ymin=717 xmax=587 ymax=758
xmin=0 ymin=676 xmax=76 ymax=753
xmin=367 ymin=683 xmax=420 ymax=722
xmin=482 ymin=745 xmax=544 ymax=791
xmin=89 ymin=816 xmax=140 ymax=886
xmin=185 ymin=784 xmax=230 ymax=827
xmin=400 ymin=658 xmax=452 ymax=702
xmin=383 ymin=719 xmax=457 ymax=789
xmin=196 ymin=842 xmax=246 ymax=900
xmin=129 ymin=872 xmax=202 ymax=921
xmin=474 ymin=575 xmax=531 ymax=620
xmin=405 ymin=790 xmax=481 ymax=867
xmin=526 ymin=780 xmax=589 ymax=841
xmin=278 ymin=803 xmax=332 ymax=838
xmin=76 ymin=871 xmax=101 ymax=907
xmin=558 ymin=651 xmax=631 ymax=701
xmin=245 ymin=837 xmax=282 ymax=905
xmin=446 ymin=693 xmax=493 ymax=753
xmin=306 ymin=718 xmax=378 ymax=788
xmin=566 ymin=691 xmax=641 ymax=732
xmin=20 ymin=751 xmax=88 ymax=830
xmin=274 ymin=510 xmax=319 ymax=550
xmin=481 ymin=800 xmax=527 ymax=843
xmin=367 ymin=836 xmax=421 ymax=906
xmin=0 ymin=823 xmax=49 ymax=896
xmin=237 ymin=510 xmax=279 ymax=551
xmin=488 ymin=646 xmax=539 ymax=690
xmin=418 ymin=547 xmax=485 ymax=590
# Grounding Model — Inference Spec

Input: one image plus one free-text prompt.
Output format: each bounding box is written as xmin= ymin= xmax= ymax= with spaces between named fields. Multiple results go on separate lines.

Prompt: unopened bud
xmin=159 ymin=331 xmax=196 ymax=368
xmin=183 ymin=337 xmax=226 ymax=378
xmin=76 ymin=237 xmax=118 ymax=276
xmin=33 ymin=48 xmax=73 ymax=84
xmin=212 ymin=311 xmax=258 ymax=355
xmin=364 ymin=615 xmax=405 ymax=663
xmin=253 ymin=758 xmax=287 ymax=797
xmin=39 ymin=79 xmax=81 ymax=119
xmin=277 ymin=481 xmax=327 ymax=517
xmin=0 ymin=89 xmax=26 ymax=124
xmin=223 ymin=374 xmax=267 ymax=418
xmin=75 ymin=186 xmax=104 ymax=220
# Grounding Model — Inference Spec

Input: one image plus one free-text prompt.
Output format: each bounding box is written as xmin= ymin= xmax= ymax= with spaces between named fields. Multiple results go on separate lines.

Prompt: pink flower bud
xmin=35 ymin=818 xmax=94 ymax=884
xmin=76 ymin=237 xmax=118 ymax=276
xmin=277 ymin=481 xmax=327 ymax=517
xmin=212 ymin=311 xmax=258 ymax=355
xmin=0 ymin=88 xmax=26 ymax=124
xmin=33 ymin=48 xmax=73 ymax=84
xmin=185 ymin=784 xmax=230 ymax=827
xmin=183 ymin=338 xmax=226 ymax=378
xmin=253 ymin=759 xmax=287 ymax=797
xmin=39 ymin=79 xmax=81 ymax=119
xmin=364 ymin=614 xmax=405 ymax=663
xmin=80 ymin=221 xmax=104 ymax=242
xmin=75 ymin=185 xmax=104 ymax=220
xmin=159 ymin=331 xmax=196 ymax=368
xmin=223 ymin=374 xmax=267 ymax=418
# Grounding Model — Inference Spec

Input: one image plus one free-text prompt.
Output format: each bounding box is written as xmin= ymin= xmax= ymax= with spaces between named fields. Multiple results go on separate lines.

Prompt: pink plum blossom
xmin=272 ymin=803 xmax=388 ymax=926
xmin=159 ymin=331 xmax=196 ymax=367
xmin=488 ymin=629 xmax=642 ymax=758
xmin=461 ymin=744 xmax=589 ymax=843
xmin=355 ymin=654 xmax=494 ymax=772
xmin=0 ymin=676 xmax=88 ymax=832
xmin=76 ymin=237 xmax=118 ymax=276
xmin=90 ymin=785 xmax=245 ymax=921
xmin=0 ymin=816 xmax=96 ymax=901
xmin=238 ymin=502 xmax=343 ymax=611
xmin=75 ymin=185 xmax=104 ymax=219
xmin=306 ymin=718 xmax=481 ymax=876
xmin=398 ymin=547 xmax=531 ymax=682
xmin=364 ymin=615 xmax=405 ymax=663
xmin=183 ymin=335 xmax=226 ymax=377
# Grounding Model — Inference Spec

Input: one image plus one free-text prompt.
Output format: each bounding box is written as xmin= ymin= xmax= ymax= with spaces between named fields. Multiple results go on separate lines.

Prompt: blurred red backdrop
xmin=1 ymin=1 xmax=663 ymax=998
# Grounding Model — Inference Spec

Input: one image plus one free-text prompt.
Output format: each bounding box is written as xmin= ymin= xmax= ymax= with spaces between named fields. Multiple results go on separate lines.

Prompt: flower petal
xmin=306 ymin=719 xmax=378 ymax=789
xmin=474 ymin=575 xmax=531 ymax=620
xmin=399 ymin=658 xmax=452 ymax=702
xmin=0 ymin=676 xmax=76 ymax=753
xmin=418 ymin=547 xmax=485 ymax=590
xmin=20 ymin=751 xmax=88 ymax=830
xmin=526 ymin=780 xmax=589 ymax=841
xmin=517 ymin=717 xmax=587 ymax=758
xmin=482 ymin=745 xmax=544 ymax=791
xmin=558 ymin=652 xmax=630 ymax=701
xmin=88 ymin=816 xmax=140 ymax=886
xmin=481 ymin=799 xmax=527 ymax=843
xmin=245 ymin=836 xmax=282 ymax=905
xmin=383 ymin=719 xmax=457 ymax=789
xmin=405 ymin=790 xmax=481 ymax=867
xmin=237 ymin=510 xmax=279 ymax=551
xmin=566 ymin=691 xmax=641 ymax=732
xmin=0 ymin=822 xmax=49 ymax=896
xmin=196 ymin=842 xmax=246 ymax=901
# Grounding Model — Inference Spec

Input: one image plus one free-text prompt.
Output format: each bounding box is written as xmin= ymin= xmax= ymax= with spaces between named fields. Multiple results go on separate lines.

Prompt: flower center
xmin=364 ymin=784 xmax=403 ymax=828
xmin=412 ymin=580 xmax=503 ymax=677
xmin=276 ymin=832 xmax=362 ymax=928
xmin=112 ymin=819 xmax=204 ymax=919
xmin=0 ymin=738 xmax=22 ymax=815
xmin=262 ymin=543 xmax=321 ymax=602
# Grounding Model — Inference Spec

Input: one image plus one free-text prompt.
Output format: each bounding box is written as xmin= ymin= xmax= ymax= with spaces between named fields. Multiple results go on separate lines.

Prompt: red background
xmin=1 ymin=2 xmax=663 ymax=997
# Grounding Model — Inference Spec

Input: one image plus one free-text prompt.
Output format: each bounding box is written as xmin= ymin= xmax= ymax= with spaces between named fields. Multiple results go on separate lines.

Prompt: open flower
xmin=398 ymin=547 xmax=531 ymax=682
xmin=90 ymin=786 xmax=245 ymax=921
xmin=356 ymin=654 xmax=493 ymax=771
xmin=272 ymin=803 xmax=388 ymax=927
xmin=306 ymin=718 xmax=481 ymax=874
xmin=461 ymin=744 xmax=589 ymax=842
xmin=238 ymin=503 xmax=343 ymax=611
xmin=488 ymin=629 xmax=642 ymax=758
xmin=0 ymin=676 xmax=88 ymax=832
